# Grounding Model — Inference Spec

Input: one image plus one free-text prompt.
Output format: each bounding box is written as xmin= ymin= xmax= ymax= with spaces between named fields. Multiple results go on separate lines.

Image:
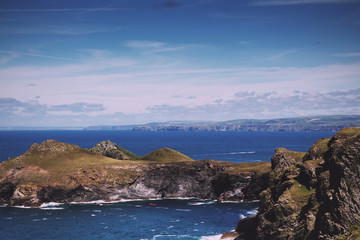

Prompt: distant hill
xmin=83 ymin=115 xmax=360 ymax=132
xmin=141 ymin=148 xmax=194 ymax=162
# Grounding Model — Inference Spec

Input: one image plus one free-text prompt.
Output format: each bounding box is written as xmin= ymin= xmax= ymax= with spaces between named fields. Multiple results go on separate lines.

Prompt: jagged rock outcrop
xmin=235 ymin=127 xmax=360 ymax=240
xmin=88 ymin=140 xmax=140 ymax=160
xmin=0 ymin=139 xmax=271 ymax=206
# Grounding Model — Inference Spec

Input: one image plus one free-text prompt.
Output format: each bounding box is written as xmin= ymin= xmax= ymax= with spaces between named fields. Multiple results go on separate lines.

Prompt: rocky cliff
xmin=0 ymin=139 xmax=270 ymax=206
xmin=235 ymin=127 xmax=360 ymax=240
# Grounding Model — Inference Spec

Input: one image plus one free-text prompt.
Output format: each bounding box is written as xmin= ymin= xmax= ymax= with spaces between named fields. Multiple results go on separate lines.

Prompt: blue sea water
xmin=0 ymin=130 xmax=334 ymax=163
xmin=0 ymin=200 xmax=258 ymax=240
xmin=0 ymin=130 xmax=335 ymax=239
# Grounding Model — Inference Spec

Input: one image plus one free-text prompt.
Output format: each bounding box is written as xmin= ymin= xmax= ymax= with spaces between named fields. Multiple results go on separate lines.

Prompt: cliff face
xmin=0 ymin=140 xmax=270 ymax=206
xmin=235 ymin=127 xmax=360 ymax=240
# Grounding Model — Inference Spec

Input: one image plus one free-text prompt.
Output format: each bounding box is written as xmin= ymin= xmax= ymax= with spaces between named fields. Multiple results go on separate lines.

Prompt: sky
xmin=0 ymin=0 xmax=360 ymax=127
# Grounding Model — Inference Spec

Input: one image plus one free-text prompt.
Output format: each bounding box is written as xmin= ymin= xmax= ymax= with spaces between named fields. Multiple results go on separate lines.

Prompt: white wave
xmin=13 ymin=205 xmax=33 ymax=209
xmin=239 ymin=214 xmax=246 ymax=220
xmin=152 ymin=234 xmax=193 ymax=240
xmin=194 ymin=151 xmax=256 ymax=157
xmin=73 ymin=200 xmax=108 ymax=205
xmin=188 ymin=200 xmax=215 ymax=206
xmin=229 ymin=151 xmax=256 ymax=155
xmin=40 ymin=202 xmax=63 ymax=207
xmin=155 ymin=207 xmax=169 ymax=210
xmin=39 ymin=202 xmax=65 ymax=210
xmin=57 ymin=197 xmax=203 ymax=206
xmin=111 ymin=207 xmax=123 ymax=211
xmin=246 ymin=209 xmax=258 ymax=215
xmin=40 ymin=207 xmax=65 ymax=210
xmin=218 ymin=200 xmax=243 ymax=203
xmin=70 ymin=198 xmax=164 ymax=205
xmin=165 ymin=197 xmax=196 ymax=200
xmin=152 ymin=234 xmax=177 ymax=239
xmin=200 ymin=234 xmax=222 ymax=240
xmin=175 ymin=208 xmax=191 ymax=212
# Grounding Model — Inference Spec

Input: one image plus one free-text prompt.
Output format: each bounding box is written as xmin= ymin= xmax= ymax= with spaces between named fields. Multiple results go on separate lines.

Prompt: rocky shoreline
xmin=0 ymin=140 xmax=270 ymax=207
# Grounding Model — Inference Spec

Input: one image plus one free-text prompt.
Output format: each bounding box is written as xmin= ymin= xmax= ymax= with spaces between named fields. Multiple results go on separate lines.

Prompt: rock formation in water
xmin=0 ymin=139 xmax=270 ymax=206
xmin=235 ymin=127 xmax=360 ymax=240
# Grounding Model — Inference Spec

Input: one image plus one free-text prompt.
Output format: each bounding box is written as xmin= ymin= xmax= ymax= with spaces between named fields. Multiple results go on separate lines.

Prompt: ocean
xmin=0 ymin=130 xmax=335 ymax=239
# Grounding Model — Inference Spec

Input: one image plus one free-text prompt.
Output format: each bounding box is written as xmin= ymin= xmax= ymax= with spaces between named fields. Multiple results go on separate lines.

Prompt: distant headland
xmin=84 ymin=115 xmax=360 ymax=132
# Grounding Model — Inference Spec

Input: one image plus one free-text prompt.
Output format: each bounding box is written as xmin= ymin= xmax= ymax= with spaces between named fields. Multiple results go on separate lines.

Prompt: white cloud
xmin=146 ymin=88 xmax=360 ymax=120
xmin=0 ymin=98 xmax=105 ymax=115
xmin=124 ymin=40 xmax=197 ymax=54
xmin=125 ymin=40 xmax=165 ymax=49
xmin=1 ymin=88 xmax=359 ymax=126
xmin=333 ymin=52 xmax=360 ymax=57
xmin=0 ymin=50 xmax=71 ymax=61
xmin=1 ymin=56 xmax=360 ymax=115
xmin=0 ymin=51 xmax=19 ymax=65
xmin=263 ymin=49 xmax=297 ymax=62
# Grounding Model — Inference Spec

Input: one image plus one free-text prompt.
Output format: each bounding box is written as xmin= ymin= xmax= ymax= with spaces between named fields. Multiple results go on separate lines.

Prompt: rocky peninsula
xmin=0 ymin=139 xmax=270 ymax=206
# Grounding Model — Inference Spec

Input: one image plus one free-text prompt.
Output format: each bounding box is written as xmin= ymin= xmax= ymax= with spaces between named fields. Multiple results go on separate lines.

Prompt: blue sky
xmin=0 ymin=0 xmax=360 ymax=127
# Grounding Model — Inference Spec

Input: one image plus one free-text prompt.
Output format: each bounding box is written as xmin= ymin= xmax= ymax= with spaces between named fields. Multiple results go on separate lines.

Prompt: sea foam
xmin=200 ymin=234 xmax=223 ymax=240
xmin=39 ymin=202 xmax=65 ymax=210
xmin=188 ymin=200 xmax=215 ymax=206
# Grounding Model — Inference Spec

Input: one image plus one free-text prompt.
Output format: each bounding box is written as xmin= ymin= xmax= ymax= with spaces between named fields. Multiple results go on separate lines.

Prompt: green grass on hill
xmin=225 ymin=161 xmax=271 ymax=175
xmin=11 ymin=148 xmax=123 ymax=173
xmin=141 ymin=147 xmax=194 ymax=162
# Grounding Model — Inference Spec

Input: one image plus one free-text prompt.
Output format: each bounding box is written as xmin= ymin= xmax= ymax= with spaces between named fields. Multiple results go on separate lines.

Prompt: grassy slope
xmin=141 ymin=147 xmax=194 ymax=162
xmin=225 ymin=161 xmax=271 ymax=175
